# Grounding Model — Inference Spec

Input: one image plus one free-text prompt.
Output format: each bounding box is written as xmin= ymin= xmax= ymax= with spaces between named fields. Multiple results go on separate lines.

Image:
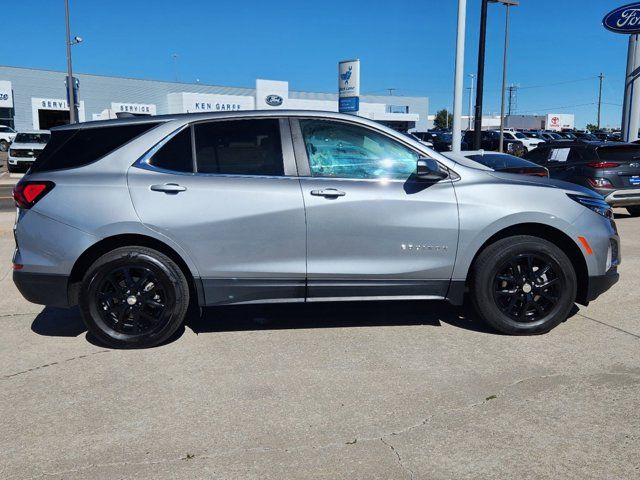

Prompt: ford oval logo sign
xmin=265 ymin=94 xmax=283 ymax=107
xmin=603 ymin=3 xmax=640 ymax=33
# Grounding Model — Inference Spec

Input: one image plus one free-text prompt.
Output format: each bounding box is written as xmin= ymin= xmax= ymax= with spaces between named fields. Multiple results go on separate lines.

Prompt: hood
xmin=487 ymin=171 xmax=601 ymax=199
xmin=9 ymin=142 xmax=47 ymax=150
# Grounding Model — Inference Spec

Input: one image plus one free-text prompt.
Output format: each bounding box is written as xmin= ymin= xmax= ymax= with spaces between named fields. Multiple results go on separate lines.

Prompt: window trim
xmin=290 ymin=117 xmax=443 ymax=182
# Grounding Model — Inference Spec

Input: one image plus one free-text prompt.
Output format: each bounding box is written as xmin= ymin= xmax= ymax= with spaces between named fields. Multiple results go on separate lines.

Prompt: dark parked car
xmin=412 ymin=131 xmax=468 ymax=152
xmin=462 ymin=130 xmax=525 ymax=156
xmin=571 ymin=131 xmax=599 ymax=141
xmin=525 ymin=141 xmax=640 ymax=216
xmin=445 ymin=151 xmax=549 ymax=177
xmin=593 ymin=131 xmax=622 ymax=142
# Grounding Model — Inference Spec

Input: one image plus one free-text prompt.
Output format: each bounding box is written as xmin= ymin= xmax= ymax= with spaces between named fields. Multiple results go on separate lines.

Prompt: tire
xmin=79 ymin=246 xmax=190 ymax=348
xmin=470 ymin=235 xmax=577 ymax=335
xmin=626 ymin=206 xmax=640 ymax=217
xmin=7 ymin=162 xmax=16 ymax=173
xmin=0 ymin=140 xmax=8 ymax=152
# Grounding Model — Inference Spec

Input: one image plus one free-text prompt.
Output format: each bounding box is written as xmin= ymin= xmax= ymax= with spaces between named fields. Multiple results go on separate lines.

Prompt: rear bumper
xmin=13 ymin=271 xmax=70 ymax=307
xmin=585 ymin=270 xmax=619 ymax=303
xmin=603 ymin=188 xmax=640 ymax=207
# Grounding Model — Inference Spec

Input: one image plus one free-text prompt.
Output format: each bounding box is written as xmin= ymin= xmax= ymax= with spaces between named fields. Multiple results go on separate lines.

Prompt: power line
xmin=518 ymin=75 xmax=599 ymax=90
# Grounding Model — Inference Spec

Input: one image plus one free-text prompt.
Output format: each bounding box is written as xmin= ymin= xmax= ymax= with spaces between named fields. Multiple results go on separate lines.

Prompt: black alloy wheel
xmin=471 ymin=235 xmax=577 ymax=335
xmin=492 ymin=253 xmax=563 ymax=322
xmin=80 ymin=246 xmax=189 ymax=348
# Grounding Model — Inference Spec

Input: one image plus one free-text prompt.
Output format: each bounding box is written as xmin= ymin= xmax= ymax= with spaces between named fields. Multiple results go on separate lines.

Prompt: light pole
xmin=467 ymin=73 xmax=476 ymax=130
xmin=451 ymin=0 xmax=467 ymax=154
xmin=498 ymin=0 xmax=518 ymax=153
xmin=597 ymin=73 xmax=604 ymax=130
xmin=64 ymin=0 xmax=81 ymax=124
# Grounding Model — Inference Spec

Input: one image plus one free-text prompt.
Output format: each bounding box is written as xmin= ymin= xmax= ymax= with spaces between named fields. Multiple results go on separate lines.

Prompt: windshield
xmin=14 ymin=133 xmax=50 ymax=144
xmin=514 ymin=132 xmax=527 ymax=139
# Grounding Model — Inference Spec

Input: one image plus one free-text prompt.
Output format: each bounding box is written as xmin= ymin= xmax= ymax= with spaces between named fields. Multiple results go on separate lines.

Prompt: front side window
xmin=300 ymin=119 xmax=419 ymax=180
xmin=194 ymin=119 xmax=284 ymax=176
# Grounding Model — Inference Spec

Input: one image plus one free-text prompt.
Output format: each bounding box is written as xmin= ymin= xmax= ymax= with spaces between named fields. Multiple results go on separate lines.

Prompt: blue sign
xmin=339 ymin=96 xmax=359 ymax=113
xmin=603 ymin=3 xmax=640 ymax=34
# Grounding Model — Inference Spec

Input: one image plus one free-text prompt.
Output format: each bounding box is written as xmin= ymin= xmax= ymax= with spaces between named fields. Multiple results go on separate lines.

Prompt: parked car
xmin=7 ymin=130 xmax=51 ymax=173
xmin=462 ymin=130 xmax=525 ymax=156
xmin=525 ymin=141 xmax=640 ymax=216
xmin=592 ymin=131 xmax=621 ymax=142
xmin=494 ymin=130 xmax=544 ymax=153
xmin=571 ymin=131 xmax=599 ymax=142
xmin=412 ymin=131 xmax=465 ymax=152
xmin=446 ymin=150 xmax=549 ymax=177
xmin=0 ymin=124 xmax=17 ymax=152
xmin=555 ymin=131 xmax=577 ymax=140
xmin=12 ymin=111 xmax=619 ymax=348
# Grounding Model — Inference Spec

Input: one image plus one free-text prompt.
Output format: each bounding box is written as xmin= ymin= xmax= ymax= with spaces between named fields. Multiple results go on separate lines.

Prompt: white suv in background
xmin=7 ymin=130 xmax=51 ymax=173
xmin=0 ymin=125 xmax=17 ymax=152
xmin=496 ymin=129 xmax=544 ymax=153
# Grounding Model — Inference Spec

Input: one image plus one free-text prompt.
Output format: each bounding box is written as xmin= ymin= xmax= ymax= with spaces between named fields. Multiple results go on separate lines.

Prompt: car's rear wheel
xmin=626 ymin=206 xmax=640 ymax=217
xmin=79 ymin=246 xmax=189 ymax=348
xmin=470 ymin=235 xmax=577 ymax=335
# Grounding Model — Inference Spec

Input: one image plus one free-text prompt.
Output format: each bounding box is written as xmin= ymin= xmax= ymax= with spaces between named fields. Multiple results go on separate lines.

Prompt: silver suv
xmin=12 ymin=111 xmax=620 ymax=348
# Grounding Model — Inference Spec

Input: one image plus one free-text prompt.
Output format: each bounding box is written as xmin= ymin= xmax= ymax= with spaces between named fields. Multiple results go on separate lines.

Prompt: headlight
xmin=567 ymin=194 xmax=613 ymax=219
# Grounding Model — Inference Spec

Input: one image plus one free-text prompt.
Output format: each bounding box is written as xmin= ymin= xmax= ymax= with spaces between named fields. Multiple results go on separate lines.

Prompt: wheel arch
xmin=67 ymin=233 xmax=204 ymax=307
xmin=460 ymin=223 xmax=589 ymax=305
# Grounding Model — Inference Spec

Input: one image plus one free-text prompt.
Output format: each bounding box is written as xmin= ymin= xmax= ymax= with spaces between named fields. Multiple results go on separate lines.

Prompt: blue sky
xmin=0 ymin=0 xmax=632 ymax=128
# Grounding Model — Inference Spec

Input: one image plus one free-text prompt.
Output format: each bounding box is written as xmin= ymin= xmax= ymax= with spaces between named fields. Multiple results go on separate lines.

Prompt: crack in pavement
xmin=2 ymin=350 xmax=110 ymax=379
xmin=380 ymin=437 xmax=414 ymax=480
xmin=577 ymin=312 xmax=640 ymax=340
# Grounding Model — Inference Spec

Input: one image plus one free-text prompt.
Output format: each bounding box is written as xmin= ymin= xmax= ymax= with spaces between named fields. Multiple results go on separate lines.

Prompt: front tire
xmin=470 ymin=235 xmax=577 ymax=335
xmin=79 ymin=246 xmax=190 ymax=348
xmin=626 ymin=206 xmax=640 ymax=217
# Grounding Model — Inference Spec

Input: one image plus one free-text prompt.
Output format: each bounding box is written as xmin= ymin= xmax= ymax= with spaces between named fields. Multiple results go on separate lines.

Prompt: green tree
xmin=585 ymin=123 xmax=598 ymax=132
xmin=433 ymin=109 xmax=454 ymax=130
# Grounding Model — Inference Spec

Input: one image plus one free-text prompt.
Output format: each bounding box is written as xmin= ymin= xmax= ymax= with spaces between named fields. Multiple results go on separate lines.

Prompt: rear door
xmin=127 ymin=118 xmax=307 ymax=305
xmin=292 ymin=118 xmax=459 ymax=300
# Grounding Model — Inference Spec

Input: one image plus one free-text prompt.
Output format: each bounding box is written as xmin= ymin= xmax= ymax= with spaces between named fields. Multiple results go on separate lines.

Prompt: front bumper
xmin=13 ymin=271 xmax=70 ymax=307
xmin=585 ymin=270 xmax=619 ymax=302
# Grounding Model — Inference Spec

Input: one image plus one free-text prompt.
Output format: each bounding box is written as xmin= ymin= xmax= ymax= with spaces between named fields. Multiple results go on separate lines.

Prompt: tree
xmin=433 ymin=109 xmax=454 ymax=130
xmin=585 ymin=123 xmax=598 ymax=132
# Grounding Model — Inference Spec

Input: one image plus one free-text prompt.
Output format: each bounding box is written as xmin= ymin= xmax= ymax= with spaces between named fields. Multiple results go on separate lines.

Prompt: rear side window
xmin=148 ymin=128 xmax=193 ymax=173
xmin=597 ymin=145 xmax=640 ymax=161
xmin=31 ymin=122 xmax=160 ymax=173
xmin=194 ymin=119 xmax=284 ymax=176
xmin=525 ymin=148 xmax=550 ymax=164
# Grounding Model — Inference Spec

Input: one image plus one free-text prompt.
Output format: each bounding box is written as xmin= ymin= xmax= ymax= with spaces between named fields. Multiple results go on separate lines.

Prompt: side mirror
xmin=416 ymin=158 xmax=448 ymax=181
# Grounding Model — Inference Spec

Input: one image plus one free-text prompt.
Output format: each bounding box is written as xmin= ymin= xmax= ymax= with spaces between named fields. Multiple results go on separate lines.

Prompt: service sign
xmin=0 ymin=81 xmax=13 ymax=108
xmin=111 ymin=102 xmax=157 ymax=115
xmin=603 ymin=3 xmax=640 ymax=34
xmin=338 ymin=59 xmax=360 ymax=98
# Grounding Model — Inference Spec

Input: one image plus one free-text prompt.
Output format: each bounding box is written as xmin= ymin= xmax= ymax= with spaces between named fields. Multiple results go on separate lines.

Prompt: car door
xmin=127 ymin=118 xmax=307 ymax=305
xmin=292 ymin=117 xmax=459 ymax=300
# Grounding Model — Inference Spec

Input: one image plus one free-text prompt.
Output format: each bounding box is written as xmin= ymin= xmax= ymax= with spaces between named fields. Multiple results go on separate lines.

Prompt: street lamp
xmin=472 ymin=0 xmax=518 ymax=150
xmin=64 ymin=0 xmax=82 ymax=124
xmin=467 ymin=73 xmax=476 ymax=130
xmin=497 ymin=0 xmax=518 ymax=153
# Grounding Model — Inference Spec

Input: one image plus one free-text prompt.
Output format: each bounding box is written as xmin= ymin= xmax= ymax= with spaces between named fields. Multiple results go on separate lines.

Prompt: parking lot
xmin=1 ymin=205 xmax=638 ymax=479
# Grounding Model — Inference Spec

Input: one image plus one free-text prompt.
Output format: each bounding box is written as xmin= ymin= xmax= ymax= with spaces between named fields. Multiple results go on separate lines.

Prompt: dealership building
xmin=0 ymin=65 xmax=429 ymax=133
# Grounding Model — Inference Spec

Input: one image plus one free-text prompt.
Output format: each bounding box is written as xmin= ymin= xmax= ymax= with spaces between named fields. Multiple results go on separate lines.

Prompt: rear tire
xmin=470 ymin=235 xmax=577 ymax=335
xmin=79 ymin=246 xmax=190 ymax=348
xmin=626 ymin=206 xmax=640 ymax=217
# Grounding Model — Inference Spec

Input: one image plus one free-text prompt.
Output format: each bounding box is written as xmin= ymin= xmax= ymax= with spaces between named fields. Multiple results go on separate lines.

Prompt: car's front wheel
xmin=626 ymin=206 xmax=640 ymax=217
xmin=470 ymin=235 xmax=577 ymax=335
xmin=79 ymin=246 xmax=190 ymax=348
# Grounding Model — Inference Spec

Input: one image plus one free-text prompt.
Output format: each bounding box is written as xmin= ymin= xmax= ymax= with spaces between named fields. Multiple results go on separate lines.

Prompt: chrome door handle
xmin=310 ymin=188 xmax=346 ymax=197
xmin=150 ymin=183 xmax=187 ymax=193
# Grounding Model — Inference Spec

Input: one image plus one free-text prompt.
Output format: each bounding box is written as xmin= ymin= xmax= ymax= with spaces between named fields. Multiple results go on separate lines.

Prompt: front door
xmin=128 ymin=118 xmax=306 ymax=305
xmin=294 ymin=118 xmax=459 ymax=300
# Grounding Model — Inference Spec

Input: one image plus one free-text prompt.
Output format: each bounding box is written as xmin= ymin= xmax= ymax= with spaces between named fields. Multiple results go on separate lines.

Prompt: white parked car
xmin=495 ymin=130 xmax=544 ymax=153
xmin=0 ymin=125 xmax=17 ymax=152
xmin=7 ymin=130 xmax=51 ymax=173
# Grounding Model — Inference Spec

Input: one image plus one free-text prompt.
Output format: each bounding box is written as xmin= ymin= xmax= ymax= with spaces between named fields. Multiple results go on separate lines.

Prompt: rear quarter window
xmin=30 ymin=122 xmax=160 ymax=172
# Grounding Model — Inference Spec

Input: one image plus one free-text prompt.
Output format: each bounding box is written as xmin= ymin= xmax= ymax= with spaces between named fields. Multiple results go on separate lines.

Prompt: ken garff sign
xmin=603 ymin=2 xmax=640 ymax=33
xmin=338 ymin=59 xmax=360 ymax=113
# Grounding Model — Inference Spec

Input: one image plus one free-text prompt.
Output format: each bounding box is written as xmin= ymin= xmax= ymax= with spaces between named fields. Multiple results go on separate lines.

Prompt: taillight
xmin=12 ymin=181 xmax=55 ymax=209
xmin=587 ymin=162 xmax=620 ymax=168
xmin=586 ymin=178 xmax=614 ymax=188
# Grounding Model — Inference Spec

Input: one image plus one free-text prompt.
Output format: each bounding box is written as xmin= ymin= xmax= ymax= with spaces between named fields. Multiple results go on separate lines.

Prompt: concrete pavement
xmin=0 ymin=210 xmax=639 ymax=479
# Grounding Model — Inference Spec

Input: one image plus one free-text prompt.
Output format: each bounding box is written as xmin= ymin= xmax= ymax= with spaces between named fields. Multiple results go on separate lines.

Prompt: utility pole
xmin=451 ymin=0 xmax=467 ymax=153
xmin=597 ymin=73 xmax=604 ymax=130
xmin=473 ymin=0 xmax=490 ymax=148
xmin=64 ymin=0 xmax=77 ymax=124
xmin=467 ymin=73 xmax=476 ymax=130
xmin=507 ymin=84 xmax=518 ymax=116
